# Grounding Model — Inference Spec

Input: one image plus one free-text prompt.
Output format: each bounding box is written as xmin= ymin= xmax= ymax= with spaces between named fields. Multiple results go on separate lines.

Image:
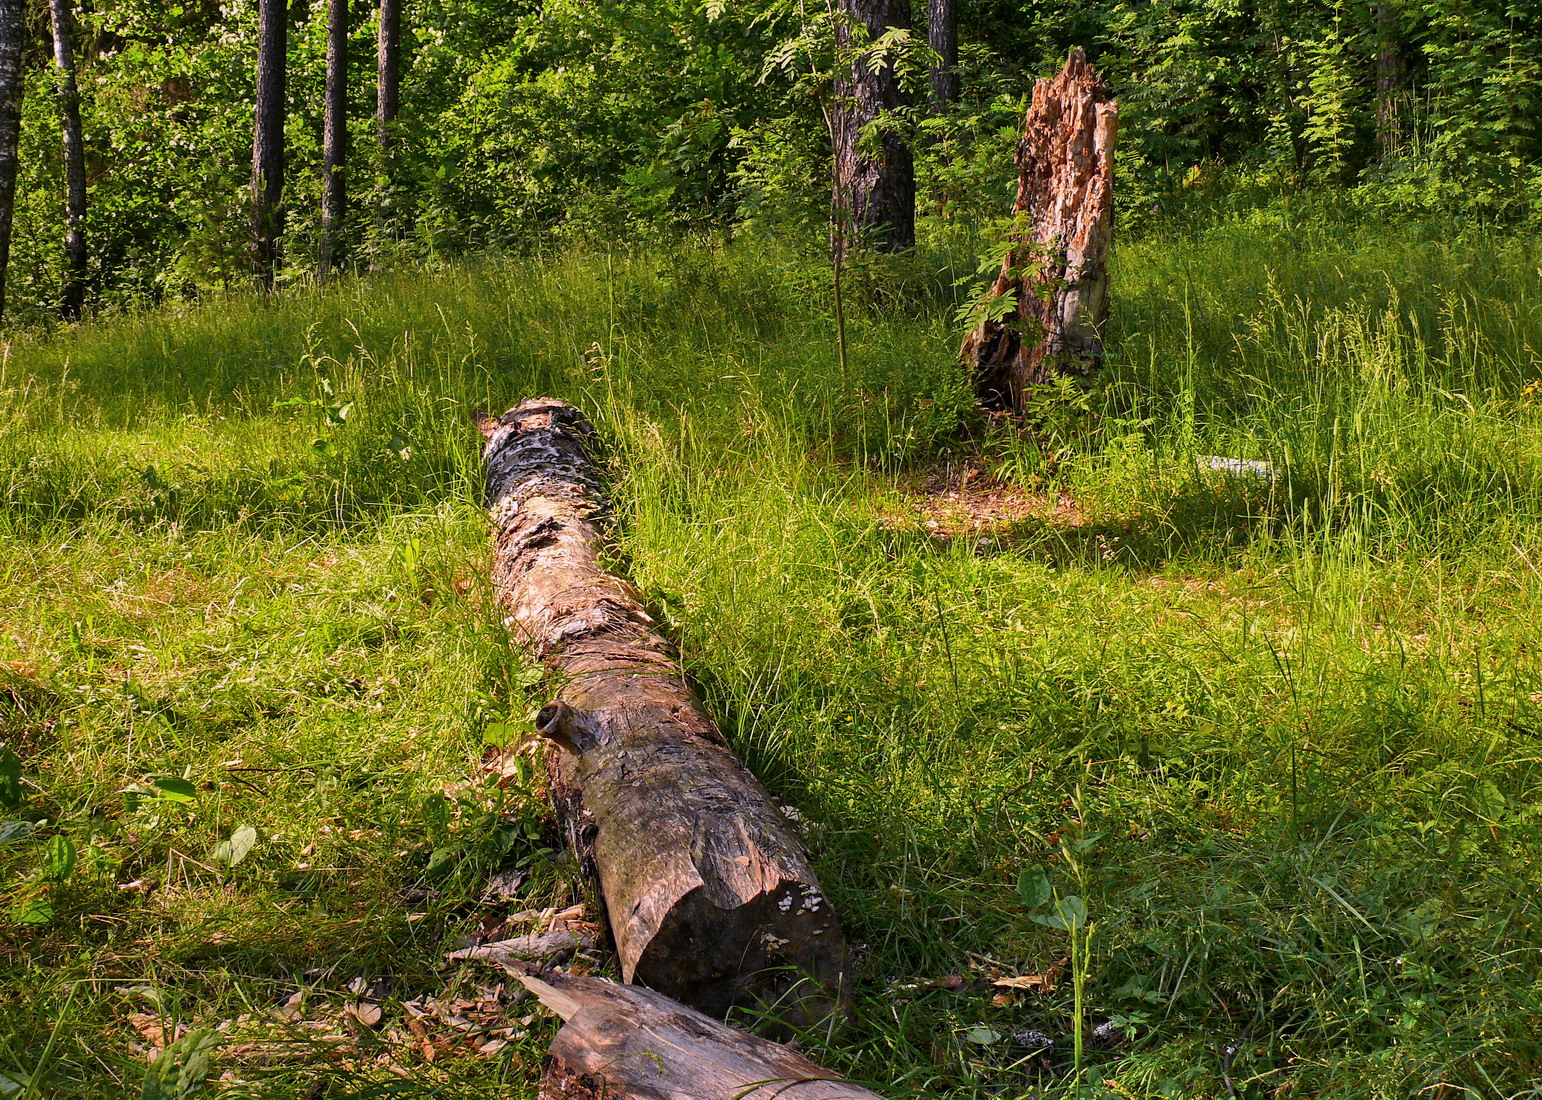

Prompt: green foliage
xmin=4 ymin=0 xmax=1541 ymax=323
xmin=140 ymin=1030 xmax=219 ymax=1100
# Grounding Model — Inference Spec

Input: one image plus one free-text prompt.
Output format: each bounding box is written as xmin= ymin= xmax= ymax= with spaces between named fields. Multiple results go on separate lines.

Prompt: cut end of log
xmin=631 ymin=875 xmax=851 ymax=1028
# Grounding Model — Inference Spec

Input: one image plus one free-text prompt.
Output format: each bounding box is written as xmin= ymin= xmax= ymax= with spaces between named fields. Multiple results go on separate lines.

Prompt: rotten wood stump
xmin=962 ymin=47 xmax=1117 ymax=412
xmin=508 ymin=962 xmax=885 ymax=1100
xmin=477 ymin=398 xmax=849 ymax=1027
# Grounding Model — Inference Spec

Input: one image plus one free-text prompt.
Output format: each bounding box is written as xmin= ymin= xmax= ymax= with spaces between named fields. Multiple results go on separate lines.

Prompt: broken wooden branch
xmin=477 ymin=398 xmax=850 ymax=1027
xmin=446 ymin=928 xmax=594 ymax=969
xmin=505 ymin=961 xmax=884 ymax=1100
xmin=962 ymin=47 xmax=1117 ymax=413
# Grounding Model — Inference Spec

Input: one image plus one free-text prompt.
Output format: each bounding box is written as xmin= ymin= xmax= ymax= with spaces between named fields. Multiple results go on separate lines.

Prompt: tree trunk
xmin=927 ymin=0 xmax=958 ymax=107
xmin=835 ymin=0 xmax=914 ymax=252
xmin=1374 ymin=3 xmax=1406 ymax=163
xmin=375 ymin=0 xmax=399 ymax=231
xmin=962 ymin=48 xmax=1117 ymax=412
xmin=0 ymin=0 xmax=25 ymax=326
xmin=250 ymin=0 xmax=288 ymax=290
xmin=477 ymin=399 xmax=850 ymax=1028
xmin=50 ymin=0 xmax=87 ymax=320
xmin=509 ymin=962 xmax=885 ymax=1100
xmin=320 ymin=0 xmax=348 ymax=273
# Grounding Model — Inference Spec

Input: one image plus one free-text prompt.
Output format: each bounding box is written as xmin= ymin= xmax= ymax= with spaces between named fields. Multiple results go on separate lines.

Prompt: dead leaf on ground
xmin=126 ymin=1012 xmax=186 ymax=1054
xmin=398 ymin=976 xmax=534 ymax=1061
xmin=346 ymin=1002 xmax=384 ymax=1028
xmin=992 ymin=958 xmax=1069 ymax=993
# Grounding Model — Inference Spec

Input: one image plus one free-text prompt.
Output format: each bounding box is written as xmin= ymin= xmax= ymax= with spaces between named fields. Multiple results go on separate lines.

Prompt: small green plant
xmin=1018 ymin=833 xmax=1099 ymax=1080
xmin=211 ymin=825 xmax=257 ymax=868
xmin=140 ymin=1029 xmax=220 ymax=1100
xmin=951 ymin=211 xmax=1045 ymax=336
xmin=1 ymin=745 xmax=79 ymax=926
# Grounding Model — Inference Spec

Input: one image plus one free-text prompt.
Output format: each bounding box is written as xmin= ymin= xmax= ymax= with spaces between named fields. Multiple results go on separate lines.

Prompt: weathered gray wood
xmin=962 ymin=48 xmax=1117 ymax=412
xmin=506 ymin=963 xmax=884 ymax=1100
xmin=447 ymin=928 xmax=593 ymax=968
xmin=477 ymin=399 xmax=849 ymax=1027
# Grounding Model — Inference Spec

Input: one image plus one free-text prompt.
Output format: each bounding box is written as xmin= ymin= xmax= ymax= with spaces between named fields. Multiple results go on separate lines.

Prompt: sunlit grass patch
xmin=4 ymin=223 xmax=1542 ymax=1097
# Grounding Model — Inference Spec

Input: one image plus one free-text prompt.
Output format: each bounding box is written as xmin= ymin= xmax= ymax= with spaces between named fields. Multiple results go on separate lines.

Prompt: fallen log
xmin=507 ymin=962 xmax=884 ymax=1100
xmin=962 ymin=47 xmax=1117 ymax=412
xmin=476 ymin=398 xmax=850 ymax=1026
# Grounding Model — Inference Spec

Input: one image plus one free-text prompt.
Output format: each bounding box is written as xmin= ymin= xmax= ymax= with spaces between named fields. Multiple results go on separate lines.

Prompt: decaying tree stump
xmin=962 ymin=48 xmax=1117 ymax=412
xmin=507 ymin=962 xmax=885 ymax=1100
xmin=477 ymin=399 xmax=849 ymax=1027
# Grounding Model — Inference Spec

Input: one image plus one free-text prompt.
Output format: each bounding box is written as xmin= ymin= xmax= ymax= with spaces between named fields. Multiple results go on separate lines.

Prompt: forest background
xmin=2 ymin=0 xmax=1541 ymax=323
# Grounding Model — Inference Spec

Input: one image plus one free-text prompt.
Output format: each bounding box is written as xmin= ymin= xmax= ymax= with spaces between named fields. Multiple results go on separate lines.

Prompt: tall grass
xmin=3 ymin=218 xmax=1541 ymax=1098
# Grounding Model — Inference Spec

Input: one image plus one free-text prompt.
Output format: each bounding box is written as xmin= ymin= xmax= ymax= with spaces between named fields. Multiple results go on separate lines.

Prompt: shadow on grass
xmin=889 ymin=457 xmax=1539 ymax=572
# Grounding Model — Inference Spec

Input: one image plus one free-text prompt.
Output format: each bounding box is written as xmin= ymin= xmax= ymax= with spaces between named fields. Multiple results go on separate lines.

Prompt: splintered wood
xmin=963 ymin=47 xmax=1117 ymax=411
xmin=508 ymin=962 xmax=885 ymax=1100
xmin=477 ymin=398 xmax=849 ymax=1028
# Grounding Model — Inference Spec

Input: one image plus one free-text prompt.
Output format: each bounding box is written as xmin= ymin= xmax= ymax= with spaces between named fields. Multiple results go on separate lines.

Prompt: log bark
xmin=50 ymin=0 xmax=87 ymax=321
xmin=0 ymin=0 xmax=25 ymax=325
xmin=250 ymin=0 xmax=288 ymax=289
xmin=834 ymin=0 xmax=915 ymax=252
xmin=507 ymin=963 xmax=884 ymax=1100
xmin=477 ymin=399 xmax=850 ymax=1027
xmin=961 ymin=48 xmax=1116 ymax=412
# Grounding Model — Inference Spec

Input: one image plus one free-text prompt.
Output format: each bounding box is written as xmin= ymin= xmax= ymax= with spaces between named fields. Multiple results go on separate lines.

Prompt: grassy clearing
xmin=3 ymin=218 xmax=1542 ymax=1099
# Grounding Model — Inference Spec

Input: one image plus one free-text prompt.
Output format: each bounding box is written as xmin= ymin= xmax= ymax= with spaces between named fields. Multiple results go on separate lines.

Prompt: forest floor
xmin=3 ymin=211 xmax=1542 ymax=1099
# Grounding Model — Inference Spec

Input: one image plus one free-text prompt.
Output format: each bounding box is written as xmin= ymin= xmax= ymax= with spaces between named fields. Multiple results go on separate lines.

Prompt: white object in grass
xmin=1199 ymin=455 xmax=1276 ymax=481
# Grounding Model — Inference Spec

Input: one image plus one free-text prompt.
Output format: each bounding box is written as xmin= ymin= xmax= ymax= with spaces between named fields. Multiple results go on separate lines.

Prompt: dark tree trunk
xmin=506 ymin=963 xmax=885 ymax=1100
xmin=375 ymin=0 xmax=399 ymax=229
xmin=320 ymin=0 xmax=348 ymax=273
xmin=250 ymin=0 xmax=288 ymax=290
xmin=1374 ymin=3 xmax=1406 ymax=162
xmin=835 ymin=0 xmax=914 ymax=252
xmin=50 ymin=0 xmax=87 ymax=320
xmin=0 ymin=0 xmax=25 ymax=325
xmin=962 ymin=49 xmax=1117 ymax=412
xmin=927 ymin=0 xmax=958 ymax=107
xmin=477 ymin=399 xmax=851 ymax=1029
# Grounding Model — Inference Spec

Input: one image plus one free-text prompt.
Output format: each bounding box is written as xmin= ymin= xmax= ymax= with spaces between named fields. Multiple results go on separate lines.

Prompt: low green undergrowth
xmin=3 ymin=218 xmax=1541 ymax=1098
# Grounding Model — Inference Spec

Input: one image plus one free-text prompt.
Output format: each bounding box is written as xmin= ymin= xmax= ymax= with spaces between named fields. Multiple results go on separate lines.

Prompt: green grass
xmin=3 ymin=216 xmax=1542 ymax=1098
